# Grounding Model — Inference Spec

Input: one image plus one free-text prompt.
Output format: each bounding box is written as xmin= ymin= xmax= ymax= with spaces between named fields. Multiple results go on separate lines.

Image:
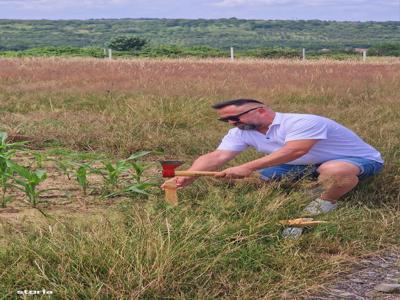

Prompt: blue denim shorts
xmin=258 ymin=157 xmax=384 ymax=181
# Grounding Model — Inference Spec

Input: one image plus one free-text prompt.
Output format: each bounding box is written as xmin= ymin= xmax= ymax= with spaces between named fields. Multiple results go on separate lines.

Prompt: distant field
xmin=0 ymin=57 xmax=399 ymax=298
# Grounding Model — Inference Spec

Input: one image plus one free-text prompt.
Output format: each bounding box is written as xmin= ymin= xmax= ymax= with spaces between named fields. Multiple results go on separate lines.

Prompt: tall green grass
xmin=1 ymin=181 xmax=399 ymax=298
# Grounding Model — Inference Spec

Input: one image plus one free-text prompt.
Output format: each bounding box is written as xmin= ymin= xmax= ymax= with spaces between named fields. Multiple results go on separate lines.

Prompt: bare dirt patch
xmin=0 ymin=150 xmax=145 ymax=222
xmin=309 ymin=250 xmax=400 ymax=299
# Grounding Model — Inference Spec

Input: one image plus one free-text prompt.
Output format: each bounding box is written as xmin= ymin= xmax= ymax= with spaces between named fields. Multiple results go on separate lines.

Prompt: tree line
xmin=1 ymin=35 xmax=398 ymax=58
xmin=0 ymin=18 xmax=399 ymax=51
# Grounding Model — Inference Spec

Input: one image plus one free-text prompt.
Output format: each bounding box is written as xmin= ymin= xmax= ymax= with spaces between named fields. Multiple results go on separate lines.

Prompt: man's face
xmin=217 ymin=105 xmax=263 ymax=130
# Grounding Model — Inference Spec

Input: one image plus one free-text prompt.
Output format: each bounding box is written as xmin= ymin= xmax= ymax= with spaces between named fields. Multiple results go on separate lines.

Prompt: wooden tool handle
xmin=175 ymin=170 xmax=220 ymax=177
xmin=174 ymin=170 xmax=261 ymax=178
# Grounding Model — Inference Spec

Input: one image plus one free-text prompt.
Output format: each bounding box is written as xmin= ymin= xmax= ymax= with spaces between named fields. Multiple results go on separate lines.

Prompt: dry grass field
xmin=0 ymin=57 xmax=399 ymax=299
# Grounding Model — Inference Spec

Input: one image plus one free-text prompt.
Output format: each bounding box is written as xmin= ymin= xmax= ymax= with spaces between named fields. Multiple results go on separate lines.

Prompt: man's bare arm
xmin=188 ymin=149 xmax=241 ymax=171
xmin=216 ymin=140 xmax=320 ymax=178
xmin=243 ymin=139 xmax=319 ymax=171
xmin=161 ymin=150 xmax=240 ymax=189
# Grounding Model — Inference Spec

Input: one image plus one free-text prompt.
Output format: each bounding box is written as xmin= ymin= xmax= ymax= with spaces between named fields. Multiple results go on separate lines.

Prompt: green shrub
xmin=107 ymin=35 xmax=148 ymax=51
xmin=368 ymin=42 xmax=400 ymax=56
xmin=0 ymin=46 xmax=105 ymax=58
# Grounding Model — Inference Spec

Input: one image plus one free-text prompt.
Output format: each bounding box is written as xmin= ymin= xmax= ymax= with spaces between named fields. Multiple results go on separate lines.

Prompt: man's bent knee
xmin=317 ymin=161 xmax=360 ymax=188
xmin=317 ymin=161 xmax=360 ymax=177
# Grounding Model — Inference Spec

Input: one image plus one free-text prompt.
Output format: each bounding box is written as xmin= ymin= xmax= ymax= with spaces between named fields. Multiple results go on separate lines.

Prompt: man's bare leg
xmin=284 ymin=161 xmax=361 ymax=237
xmin=316 ymin=161 xmax=360 ymax=203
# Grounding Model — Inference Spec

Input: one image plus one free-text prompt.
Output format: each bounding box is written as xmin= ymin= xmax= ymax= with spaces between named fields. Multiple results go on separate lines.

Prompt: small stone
xmin=374 ymin=283 xmax=400 ymax=293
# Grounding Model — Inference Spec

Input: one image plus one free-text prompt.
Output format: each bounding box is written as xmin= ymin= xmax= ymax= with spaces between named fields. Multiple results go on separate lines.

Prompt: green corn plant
xmin=75 ymin=164 xmax=90 ymax=196
xmin=102 ymin=150 xmax=153 ymax=188
xmin=0 ymin=155 xmax=13 ymax=208
xmin=125 ymin=151 xmax=158 ymax=197
xmin=128 ymin=160 xmax=145 ymax=183
xmin=0 ymin=132 xmax=27 ymax=153
xmin=8 ymin=161 xmax=47 ymax=208
xmin=0 ymin=132 xmax=28 ymax=207
xmin=104 ymin=151 xmax=157 ymax=198
xmin=126 ymin=151 xmax=152 ymax=183
xmin=53 ymin=159 xmax=72 ymax=180
xmin=102 ymin=160 xmax=130 ymax=188
xmin=32 ymin=151 xmax=46 ymax=168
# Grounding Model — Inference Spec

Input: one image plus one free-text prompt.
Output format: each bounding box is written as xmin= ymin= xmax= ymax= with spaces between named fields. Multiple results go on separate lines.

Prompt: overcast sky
xmin=0 ymin=0 xmax=398 ymax=21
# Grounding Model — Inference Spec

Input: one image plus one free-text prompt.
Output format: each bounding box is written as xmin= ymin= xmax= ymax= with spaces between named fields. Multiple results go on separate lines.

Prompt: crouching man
xmin=162 ymin=99 xmax=384 ymax=237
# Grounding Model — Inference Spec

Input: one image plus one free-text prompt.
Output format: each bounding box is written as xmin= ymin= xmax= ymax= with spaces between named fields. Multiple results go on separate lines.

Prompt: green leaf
xmin=34 ymin=169 xmax=47 ymax=181
xmin=127 ymin=151 xmax=152 ymax=161
xmin=131 ymin=162 xmax=144 ymax=175
xmin=0 ymin=132 xmax=7 ymax=145
xmin=104 ymin=162 xmax=115 ymax=173
xmin=9 ymin=162 xmax=32 ymax=179
xmin=116 ymin=160 xmax=129 ymax=171
xmin=14 ymin=178 xmax=28 ymax=189
xmin=135 ymin=182 xmax=157 ymax=189
xmin=126 ymin=185 xmax=150 ymax=195
xmin=87 ymin=165 xmax=103 ymax=175
xmin=76 ymin=166 xmax=87 ymax=179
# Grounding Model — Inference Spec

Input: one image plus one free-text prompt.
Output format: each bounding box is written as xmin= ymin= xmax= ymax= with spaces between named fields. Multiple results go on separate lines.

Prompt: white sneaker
xmin=303 ymin=198 xmax=337 ymax=216
xmin=282 ymin=227 xmax=304 ymax=239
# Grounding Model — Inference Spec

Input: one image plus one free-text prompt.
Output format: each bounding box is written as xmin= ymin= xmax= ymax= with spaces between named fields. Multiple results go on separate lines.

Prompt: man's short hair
xmin=211 ymin=99 xmax=264 ymax=109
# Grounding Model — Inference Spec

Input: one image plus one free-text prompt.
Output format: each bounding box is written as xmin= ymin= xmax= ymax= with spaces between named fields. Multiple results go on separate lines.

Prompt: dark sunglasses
xmin=218 ymin=107 xmax=261 ymax=122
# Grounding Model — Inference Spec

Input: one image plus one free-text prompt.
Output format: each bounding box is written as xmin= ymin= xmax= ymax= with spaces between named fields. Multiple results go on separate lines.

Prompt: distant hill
xmin=1 ymin=18 xmax=400 ymax=51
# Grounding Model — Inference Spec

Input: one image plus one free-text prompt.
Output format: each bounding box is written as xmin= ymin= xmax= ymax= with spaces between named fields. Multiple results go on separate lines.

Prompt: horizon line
xmin=0 ymin=17 xmax=399 ymax=23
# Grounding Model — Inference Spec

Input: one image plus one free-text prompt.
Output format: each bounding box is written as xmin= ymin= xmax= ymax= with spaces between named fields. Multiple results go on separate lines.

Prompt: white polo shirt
xmin=217 ymin=112 xmax=383 ymax=165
